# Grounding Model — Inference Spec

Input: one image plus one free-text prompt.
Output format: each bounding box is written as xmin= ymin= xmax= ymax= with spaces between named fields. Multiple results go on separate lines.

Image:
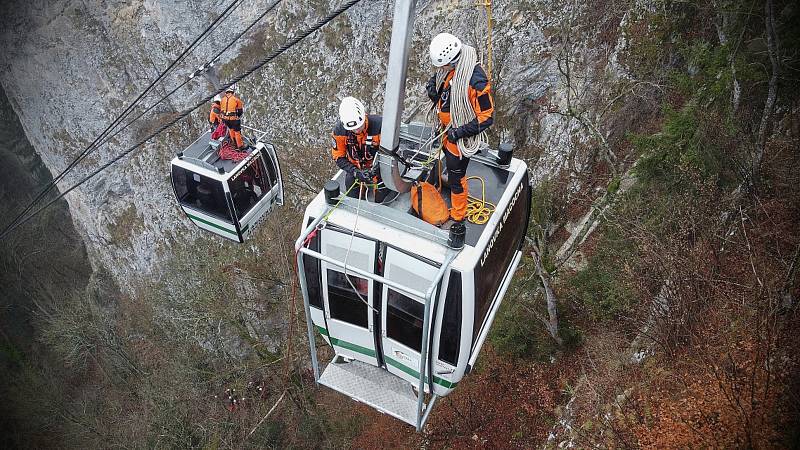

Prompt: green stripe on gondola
xmin=314 ymin=326 xmax=456 ymax=389
xmin=330 ymin=338 xmax=376 ymax=358
xmin=385 ymin=357 xmax=457 ymax=389
xmin=186 ymin=213 xmax=238 ymax=236
xmin=314 ymin=326 xmax=375 ymax=358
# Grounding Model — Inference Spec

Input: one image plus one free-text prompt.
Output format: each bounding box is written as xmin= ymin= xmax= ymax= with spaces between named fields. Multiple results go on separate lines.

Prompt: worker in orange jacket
xmin=209 ymin=94 xmax=222 ymax=131
xmin=426 ymin=33 xmax=495 ymax=224
xmin=220 ymin=84 xmax=245 ymax=150
xmin=331 ymin=97 xmax=387 ymax=202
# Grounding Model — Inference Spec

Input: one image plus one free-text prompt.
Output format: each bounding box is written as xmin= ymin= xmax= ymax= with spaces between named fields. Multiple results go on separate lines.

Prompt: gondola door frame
xmin=295 ymin=212 xmax=457 ymax=431
xmin=320 ymin=228 xmax=379 ymax=366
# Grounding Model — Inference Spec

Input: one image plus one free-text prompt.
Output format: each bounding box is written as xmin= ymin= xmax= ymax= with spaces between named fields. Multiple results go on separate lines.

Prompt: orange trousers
xmin=443 ymin=139 xmax=470 ymax=221
xmin=228 ymin=128 xmax=244 ymax=149
xmin=224 ymin=119 xmax=244 ymax=149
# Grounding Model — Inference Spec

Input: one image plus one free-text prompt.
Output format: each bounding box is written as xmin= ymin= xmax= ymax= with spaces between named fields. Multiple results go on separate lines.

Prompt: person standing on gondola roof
xmin=220 ymin=84 xmax=245 ymax=151
xmin=331 ymin=96 xmax=387 ymax=202
xmin=209 ymin=94 xmax=222 ymax=131
xmin=425 ymin=33 xmax=495 ymax=225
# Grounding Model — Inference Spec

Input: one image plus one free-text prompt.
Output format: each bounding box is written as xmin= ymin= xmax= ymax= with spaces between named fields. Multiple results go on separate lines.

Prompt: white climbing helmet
xmin=429 ymin=33 xmax=462 ymax=67
xmin=213 ymin=94 xmax=222 ymax=102
xmin=339 ymin=96 xmax=366 ymax=131
xmin=225 ymin=83 xmax=237 ymax=93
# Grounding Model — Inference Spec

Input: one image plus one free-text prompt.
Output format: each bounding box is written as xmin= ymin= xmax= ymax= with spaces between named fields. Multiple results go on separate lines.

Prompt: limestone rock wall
xmin=0 ymin=0 xmax=632 ymax=293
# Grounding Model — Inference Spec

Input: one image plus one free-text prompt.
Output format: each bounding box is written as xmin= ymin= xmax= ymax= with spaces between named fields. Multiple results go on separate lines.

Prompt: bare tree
xmin=753 ymin=0 xmax=780 ymax=187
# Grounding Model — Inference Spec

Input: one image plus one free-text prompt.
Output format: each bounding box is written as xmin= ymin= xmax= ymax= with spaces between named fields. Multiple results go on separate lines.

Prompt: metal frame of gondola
xmin=295 ymin=207 xmax=457 ymax=431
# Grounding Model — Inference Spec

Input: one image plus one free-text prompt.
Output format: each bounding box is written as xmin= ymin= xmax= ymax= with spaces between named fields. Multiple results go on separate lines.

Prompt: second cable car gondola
xmin=170 ymin=129 xmax=283 ymax=242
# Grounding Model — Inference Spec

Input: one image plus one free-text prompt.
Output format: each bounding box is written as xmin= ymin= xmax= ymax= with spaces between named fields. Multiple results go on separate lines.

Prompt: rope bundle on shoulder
xmin=449 ymin=45 xmax=487 ymax=158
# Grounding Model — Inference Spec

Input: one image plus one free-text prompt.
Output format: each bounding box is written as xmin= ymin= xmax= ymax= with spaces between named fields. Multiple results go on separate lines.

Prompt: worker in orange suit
xmin=220 ymin=84 xmax=245 ymax=150
xmin=426 ymin=33 xmax=494 ymax=225
xmin=331 ymin=96 xmax=387 ymax=202
xmin=208 ymin=94 xmax=222 ymax=131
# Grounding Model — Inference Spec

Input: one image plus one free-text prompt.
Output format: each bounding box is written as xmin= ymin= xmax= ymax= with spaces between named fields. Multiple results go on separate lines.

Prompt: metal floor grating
xmin=318 ymin=355 xmax=421 ymax=426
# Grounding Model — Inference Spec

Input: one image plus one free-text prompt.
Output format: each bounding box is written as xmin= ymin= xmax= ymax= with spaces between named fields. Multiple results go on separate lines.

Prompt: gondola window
xmin=263 ymin=152 xmax=279 ymax=188
xmin=438 ymin=271 xmax=462 ymax=365
xmin=386 ymin=289 xmax=424 ymax=352
xmin=230 ymin=156 xmax=271 ymax=217
xmin=303 ymin=233 xmax=323 ymax=309
xmin=327 ymin=269 xmax=369 ymax=328
xmin=171 ymin=166 xmax=232 ymax=222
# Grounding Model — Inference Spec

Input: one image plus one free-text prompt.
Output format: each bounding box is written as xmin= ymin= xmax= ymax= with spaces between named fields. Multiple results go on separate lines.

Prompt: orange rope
xmin=476 ymin=0 xmax=494 ymax=80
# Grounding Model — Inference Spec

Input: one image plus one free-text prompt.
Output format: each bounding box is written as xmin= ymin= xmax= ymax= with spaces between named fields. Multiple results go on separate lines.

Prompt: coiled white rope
xmin=445 ymin=44 xmax=487 ymax=158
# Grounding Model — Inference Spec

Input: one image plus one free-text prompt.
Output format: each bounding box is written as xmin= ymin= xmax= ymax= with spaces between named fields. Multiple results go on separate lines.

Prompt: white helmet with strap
xmin=429 ymin=33 xmax=462 ymax=67
xmin=339 ymin=96 xmax=366 ymax=131
xmin=213 ymin=94 xmax=222 ymax=102
xmin=225 ymin=83 xmax=237 ymax=93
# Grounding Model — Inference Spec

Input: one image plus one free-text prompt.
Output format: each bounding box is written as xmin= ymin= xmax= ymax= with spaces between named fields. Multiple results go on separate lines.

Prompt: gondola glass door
xmin=232 ymin=144 xmax=284 ymax=239
xmin=321 ymin=228 xmax=378 ymax=366
xmin=381 ymin=248 xmax=440 ymax=390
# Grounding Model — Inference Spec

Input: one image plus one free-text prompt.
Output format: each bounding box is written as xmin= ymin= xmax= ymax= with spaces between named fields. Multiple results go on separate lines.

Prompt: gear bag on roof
xmin=411 ymin=181 xmax=449 ymax=226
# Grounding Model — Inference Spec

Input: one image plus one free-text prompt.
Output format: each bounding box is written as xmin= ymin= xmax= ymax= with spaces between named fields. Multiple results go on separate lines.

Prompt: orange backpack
xmin=411 ymin=181 xmax=449 ymax=226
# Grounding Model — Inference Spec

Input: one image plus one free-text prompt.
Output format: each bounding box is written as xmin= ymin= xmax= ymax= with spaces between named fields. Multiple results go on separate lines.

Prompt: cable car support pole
xmin=297 ymin=246 xmax=320 ymax=382
xmin=378 ymin=0 xmax=417 ymax=193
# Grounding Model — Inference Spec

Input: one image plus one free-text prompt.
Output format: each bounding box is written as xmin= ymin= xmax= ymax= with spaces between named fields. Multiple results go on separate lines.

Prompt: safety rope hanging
xmin=449 ymin=45 xmax=487 ymax=158
xmin=478 ymin=0 xmax=494 ymax=80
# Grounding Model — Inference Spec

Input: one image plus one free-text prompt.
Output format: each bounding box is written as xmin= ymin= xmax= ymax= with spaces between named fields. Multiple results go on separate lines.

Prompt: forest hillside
xmin=0 ymin=0 xmax=798 ymax=448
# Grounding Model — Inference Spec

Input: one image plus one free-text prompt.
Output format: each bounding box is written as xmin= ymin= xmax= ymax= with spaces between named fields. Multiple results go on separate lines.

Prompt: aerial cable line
xmin=94 ymin=0 xmax=286 ymax=152
xmin=0 ymin=0 xmax=243 ymax=236
xmin=79 ymin=0 xmax=246 ymax=143
xmin=0 ymin=0 xmax=363 ymax=242
xmin=0 ymin=0 xmax=244 ymax=237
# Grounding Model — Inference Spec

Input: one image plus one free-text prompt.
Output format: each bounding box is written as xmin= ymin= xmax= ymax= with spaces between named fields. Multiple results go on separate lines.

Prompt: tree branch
xmin=529 ymin=244 xmax=563 ymax=345
xmin=753 ymin=0 xmax=780 ymax=185
xmin=248 ymin=389 xmax=287 ymax=437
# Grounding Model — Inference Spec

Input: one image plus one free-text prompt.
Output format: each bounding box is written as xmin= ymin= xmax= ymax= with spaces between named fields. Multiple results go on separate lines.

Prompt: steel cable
xmin=0 ymin=0 xmax=244 ymax=237
xmin=88 ymin=0 xmax=286 ymax=164
xmin=0 ymin=0 xmax=363 ymax=241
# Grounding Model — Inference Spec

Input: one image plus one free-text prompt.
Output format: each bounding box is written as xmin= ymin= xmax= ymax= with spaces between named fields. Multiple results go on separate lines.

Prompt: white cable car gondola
xmin=170 ymin=127 xmax=283 ymax=242
xmin=295 ymin=0 xmax=532 ymax=431
xmin=296 ymin=123 xmax=530 ymax=429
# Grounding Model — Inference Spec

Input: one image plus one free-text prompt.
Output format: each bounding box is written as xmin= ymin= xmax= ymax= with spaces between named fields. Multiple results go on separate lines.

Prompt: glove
xmin=355 ymin=169 xmax=372 ymax=183
xmin=426 ymin=76 xmax=439 ymax=102
xmin=447 ymin=127 xmax=463 ymax=144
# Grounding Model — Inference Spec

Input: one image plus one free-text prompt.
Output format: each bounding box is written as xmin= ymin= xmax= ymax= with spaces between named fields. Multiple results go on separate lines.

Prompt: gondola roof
xmin=178 ymin=131 xmax=247 ymax=175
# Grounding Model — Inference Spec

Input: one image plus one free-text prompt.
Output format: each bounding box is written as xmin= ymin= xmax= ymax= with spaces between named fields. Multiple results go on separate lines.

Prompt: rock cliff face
xmin=0 ymin=0 xmax=282 ymax=288
xmin=0 ymin=0 xmax=632 ymax=364
xmin=1 ymin=0 xmax=626 ymax=288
